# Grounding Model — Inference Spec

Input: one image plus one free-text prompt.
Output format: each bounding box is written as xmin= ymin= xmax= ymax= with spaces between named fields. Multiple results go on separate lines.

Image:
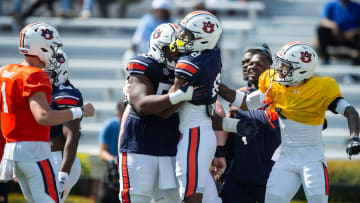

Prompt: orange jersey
xmin=0 ymin=130 xmax=4 ymax=163
xmin=0 ymin=64 xmax=52 ymax=143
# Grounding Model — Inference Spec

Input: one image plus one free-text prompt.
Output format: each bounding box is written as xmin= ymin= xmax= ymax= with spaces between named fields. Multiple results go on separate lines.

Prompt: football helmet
xmin=50 ymin=48 xmax=69 ymax=87
xmin=148 ymin=23 xmax=180 ymax=70
xmin=19 ymin=22 xmax=63 ymax=70
xmin=274 ymin=41 xmax=318 ymax=86
xmin=176 ymin=10 xmax=222 ymax=53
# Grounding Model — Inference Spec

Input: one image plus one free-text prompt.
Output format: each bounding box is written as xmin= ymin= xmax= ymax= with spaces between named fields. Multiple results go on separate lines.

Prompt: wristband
xmin=232 ymin=91 xmax=245 ymax=108
xmin=169 ymin=89 xmax=188 ymax=105
xmin=70 ymin=107 xmax=83 ymax=120
xmin=215 ymin=146 xmax=227 ymax=157
xmin=222 ymin=117 xmax=239 ymax=133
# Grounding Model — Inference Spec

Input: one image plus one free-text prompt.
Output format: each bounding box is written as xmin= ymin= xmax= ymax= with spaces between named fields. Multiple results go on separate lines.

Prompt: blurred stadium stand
xmin=0 ymin=0 xmax=359 ymax=161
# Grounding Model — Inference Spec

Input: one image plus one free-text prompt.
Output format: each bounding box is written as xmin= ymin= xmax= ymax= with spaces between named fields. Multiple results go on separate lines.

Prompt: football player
xmin=118 ymin=23 xmax=193 ymax=203
xmin=48 ymin=49 xmax=83 ymax=202
xmin=168 ymin=10 xmax=224 ymax=203
xmin=224 ymin=42 xmax=360 ymax=203
xmin=0 ymin=22 xmax=94 ymax=203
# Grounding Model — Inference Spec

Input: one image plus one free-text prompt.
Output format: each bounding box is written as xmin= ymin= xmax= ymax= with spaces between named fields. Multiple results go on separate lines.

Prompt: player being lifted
xmin=220 ymin=41 xmax=360 ymax=203
xmin=0 ymin=22 xmax=94 ymax=203
xmin=48 ymin=49 xmax=84 ymax=202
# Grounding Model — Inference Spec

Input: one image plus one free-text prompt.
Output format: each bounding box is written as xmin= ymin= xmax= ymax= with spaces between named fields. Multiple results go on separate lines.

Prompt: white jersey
xmin=279 ymin=117 xmax=324 ymax=147
xmin=177 ymin=102 xmax=212 ymax=131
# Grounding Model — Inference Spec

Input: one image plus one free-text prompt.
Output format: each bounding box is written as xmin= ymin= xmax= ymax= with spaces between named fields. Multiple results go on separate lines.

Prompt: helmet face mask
xmin=49 ymin=48 xmax=69 ymax=87
xmin=273 ymin=42 xmax=318 ymax=86
xmin=19 ymin=22 xmax=63 ymax=70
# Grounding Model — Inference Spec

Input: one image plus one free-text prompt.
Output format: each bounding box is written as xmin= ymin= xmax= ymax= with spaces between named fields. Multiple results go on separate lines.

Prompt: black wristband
xmin=215 ymin=146 xmax=227 ymax=157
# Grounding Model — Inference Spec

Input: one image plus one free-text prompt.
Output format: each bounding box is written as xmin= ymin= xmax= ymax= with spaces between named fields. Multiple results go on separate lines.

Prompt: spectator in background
xmin=131 ymin=0 xmax=172 ymax=55
xmin=219 ymin=44 xmax=281 ymax=203
xmin=98 ymin=101 xmax=126 ymax=203
xmin=58 ymin=0 xmax=96 ymax=18
xmin=13 ymin=0 xmax=56 ymax=28
xmin=98 ymin=0 xmax=141 ymax=18
xmin=317 ymin=0 xmax=360 ymax=65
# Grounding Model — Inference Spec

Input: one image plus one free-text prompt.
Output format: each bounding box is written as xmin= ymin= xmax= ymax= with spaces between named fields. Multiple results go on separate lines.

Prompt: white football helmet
xmin=50 ymin=48 xmax=69 ymax=87
xmin=176 ymin=10 xmax=222 ymax=53
xmin=274 ymin=41 xmax=318 ymax=86
xmin=148 ymin=23 xmax=180 ymax=70
xmin=19 ymin=22 xmax=63 ymax=70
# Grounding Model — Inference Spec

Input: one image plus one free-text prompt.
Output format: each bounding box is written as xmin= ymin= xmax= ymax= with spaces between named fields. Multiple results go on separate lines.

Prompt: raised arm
xmin=29 ymin=92 xmax=94 ymax=126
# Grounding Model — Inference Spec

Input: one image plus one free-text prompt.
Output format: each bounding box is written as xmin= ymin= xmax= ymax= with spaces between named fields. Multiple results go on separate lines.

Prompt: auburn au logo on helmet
xmin=300 ymin=51 xmax=312 ymax=63
xmin=202 ymin=21 xmax=215 ymax=33
xmin=153 ymin=29 xmax=162 ymax=39
xmin=41 ymin=29 xmax=54 ymax=40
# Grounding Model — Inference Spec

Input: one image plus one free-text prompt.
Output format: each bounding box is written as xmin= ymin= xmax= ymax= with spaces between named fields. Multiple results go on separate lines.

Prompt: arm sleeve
xmin=175 ymin=59 xmax=199 ymax=81
xmin=53 ymin=89 xmax=83 ymax=108
xmin=22 ymin=71 xmax=52 ymax=99
xmin=127 ymin=59 xmax=148 ymax=75
xmin=236 ymin=109 xmax=268 ymax=127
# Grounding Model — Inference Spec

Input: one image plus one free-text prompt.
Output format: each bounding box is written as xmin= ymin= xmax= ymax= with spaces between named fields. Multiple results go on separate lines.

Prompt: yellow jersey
xmin=258 ymin=69 xmax=342 ymax=125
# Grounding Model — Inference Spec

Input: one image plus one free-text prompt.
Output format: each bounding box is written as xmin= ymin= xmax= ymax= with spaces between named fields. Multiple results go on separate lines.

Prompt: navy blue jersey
xmin=50 ymin=82 xmax=83 ymax=137
xmin=120 ymin=55 xmax=180 ymax=156
xmin=175 ymin=48 xmax=222 ymax=105
xmin=225 ymin=85 xmax=281 ymax=186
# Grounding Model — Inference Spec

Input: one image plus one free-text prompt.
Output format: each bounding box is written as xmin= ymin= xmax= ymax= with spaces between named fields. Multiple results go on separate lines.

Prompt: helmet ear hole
xmin=299 ymin=71 xmax=307 ymax=74
xmin=41 ymin=48 xmax=48 ymax=52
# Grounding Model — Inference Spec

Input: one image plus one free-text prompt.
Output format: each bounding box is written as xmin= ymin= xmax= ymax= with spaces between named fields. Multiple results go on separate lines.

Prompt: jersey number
xmin=1 ymin=82 xmax=8 ymax=113
xmin=156 ymin=82 xmax=172 ymax=95
xmin=212 ymin=73 xmax=221 ymax=97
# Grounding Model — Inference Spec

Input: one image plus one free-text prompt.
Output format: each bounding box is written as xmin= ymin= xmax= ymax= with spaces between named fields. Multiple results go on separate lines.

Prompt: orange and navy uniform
xmin=0 ymin=64 xmax=52 ymax=143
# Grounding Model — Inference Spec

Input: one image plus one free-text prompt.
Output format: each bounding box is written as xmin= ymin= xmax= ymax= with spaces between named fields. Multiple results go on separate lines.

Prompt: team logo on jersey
xmin=202 ymin=21 xmax=215 ymax=33
xmin=153 ymin=29 xmax=162 ymax=39
xmin=162 ymin=68 xmax=169 ymax=76
xmin=56 ymin=53 xmax=66 ymax=64
xmin=300 ymin=51 xmax=312 ymax=63
xmin=41 ymin=29 xmax=54 ymax=40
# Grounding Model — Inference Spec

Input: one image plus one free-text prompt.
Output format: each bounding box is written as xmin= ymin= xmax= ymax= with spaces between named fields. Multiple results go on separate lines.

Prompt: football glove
xmin=346 ymin=137 xmax=360 ymax=160
xmin=58 ymin=172 xmax=69 ymax=199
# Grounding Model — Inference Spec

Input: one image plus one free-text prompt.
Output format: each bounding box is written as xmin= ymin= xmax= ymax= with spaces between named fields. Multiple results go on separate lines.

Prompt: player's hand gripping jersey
xmin=0 ymin=64 xmax=52 ymax=142
xmin=175 ymin=48 xmax=222 ymax=105
xmin=120 ymin=55 xmax=180 ymax=156
xmin=50 ymin=83 xmax=83 ymax=137
xmin=259 ymin=69 xmax=342 ymax=126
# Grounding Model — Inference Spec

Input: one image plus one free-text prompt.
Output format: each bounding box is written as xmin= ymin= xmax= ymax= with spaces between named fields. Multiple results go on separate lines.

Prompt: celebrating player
xmin=226 ymin=41 xmax=360 ymax=203
xmin=48 ymin=49 xmax=84 ymax=202
xmin=169 ymin=10 xmax=224 ymax=203
xmin=0 ymin=22 xmax=94 ymax=203
xmin=118 ymin=23 xmax=192 ymax=203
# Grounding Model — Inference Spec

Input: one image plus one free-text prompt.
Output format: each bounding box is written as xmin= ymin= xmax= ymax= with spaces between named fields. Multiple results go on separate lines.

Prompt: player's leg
xmin=152 ymin=156 xmax=181 ymax=203
xmin=16 ymin=159 xmax=59 ymax=203
xmin=202 ymin=172 xmax=222 ymax=203
xmin=176 ymin=125 xmax=217 ymax=203
xmin=119 ymin=152 xmax=158 ymax=203
xmin=265 ymin=160 xmax=301 ymax=203
xmin=301 ymin=161 xmax=329 ymax=203
xmin=62 ymin=156 xmax=81 ymax=201
xmin=15 ymin=163 xmax=35 ymax=203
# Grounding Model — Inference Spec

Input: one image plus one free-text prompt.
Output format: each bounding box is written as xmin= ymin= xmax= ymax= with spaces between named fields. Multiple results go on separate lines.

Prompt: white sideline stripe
xmin=0 ymin=57 xmax=123 ymax=70
xmin=71 ymin=79 xmax=125 ymax=88
xmin=0 ymin=36 xmax=131 ymax=48
xmin=316 ymin=66 xmax=360 ymax=75
xmin=0 ymin=16 xmax=252 ymax=32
